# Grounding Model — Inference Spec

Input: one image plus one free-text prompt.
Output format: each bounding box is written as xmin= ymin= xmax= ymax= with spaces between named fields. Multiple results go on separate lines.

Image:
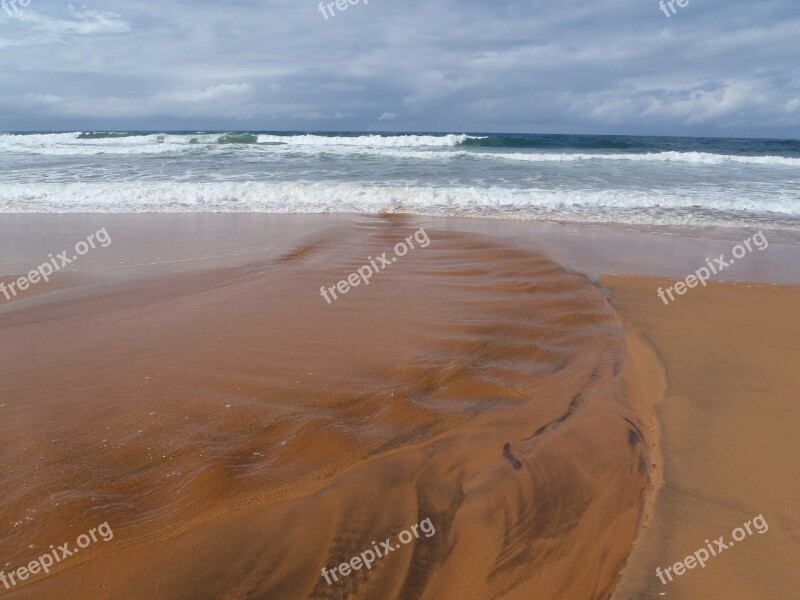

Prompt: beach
xmin=1 ymin=213 xmax=797 ymax=599
xmin=3 ymin=0 xmax=799 ymax=593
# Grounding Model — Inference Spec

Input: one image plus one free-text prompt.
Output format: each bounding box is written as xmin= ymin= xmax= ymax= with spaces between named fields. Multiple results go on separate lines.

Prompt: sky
xmin=0 ymin=0 xmax=799 ymax=137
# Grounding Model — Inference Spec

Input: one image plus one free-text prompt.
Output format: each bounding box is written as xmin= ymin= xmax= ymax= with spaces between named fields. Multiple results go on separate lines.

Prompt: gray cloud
xmin=0 ymin=0 xmax=798 ymax=136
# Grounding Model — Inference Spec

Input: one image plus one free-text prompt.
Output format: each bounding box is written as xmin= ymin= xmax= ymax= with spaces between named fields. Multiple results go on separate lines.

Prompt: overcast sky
xmin=1 ymin=0 xmax=798 ymax=137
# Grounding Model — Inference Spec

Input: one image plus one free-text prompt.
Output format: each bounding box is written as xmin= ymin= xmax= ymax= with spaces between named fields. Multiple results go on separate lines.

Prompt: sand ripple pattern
xmin=0 ymin=216 xmax=651 ymax=599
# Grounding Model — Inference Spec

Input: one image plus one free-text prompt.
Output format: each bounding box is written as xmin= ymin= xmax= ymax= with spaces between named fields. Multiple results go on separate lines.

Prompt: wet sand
xmin=607 ymin=276 xmax=800 ymax=600
xmin=0 ymin=214 xmax=798 ymax=599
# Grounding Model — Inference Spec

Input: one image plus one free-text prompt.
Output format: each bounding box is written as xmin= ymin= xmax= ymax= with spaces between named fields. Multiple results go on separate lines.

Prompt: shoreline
xmin=2 ymin=213 xmax=799 ymax=290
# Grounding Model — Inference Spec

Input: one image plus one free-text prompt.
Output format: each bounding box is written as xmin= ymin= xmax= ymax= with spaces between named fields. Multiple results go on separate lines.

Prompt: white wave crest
xmin=1 ymin=133 xmax=798 ymax=167
xmin=0 ymin=132 xmax=477 ymax=155
xmin=256 ymin=134 xmax=474 ymax=147
xmin=1 ymin=182 xmax=797 ymax=230
xmin=473 ymin=150 xmax=800 ymax=167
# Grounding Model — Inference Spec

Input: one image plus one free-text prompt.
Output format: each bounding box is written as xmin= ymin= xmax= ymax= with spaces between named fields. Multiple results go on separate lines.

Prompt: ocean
xmin=1 ymin=131 xmax=798 ymax=229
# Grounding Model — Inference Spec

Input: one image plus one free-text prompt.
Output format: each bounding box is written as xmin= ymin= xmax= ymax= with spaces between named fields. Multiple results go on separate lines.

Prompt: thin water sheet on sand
xmin=0 ymin=215 xmax=656 ymax=600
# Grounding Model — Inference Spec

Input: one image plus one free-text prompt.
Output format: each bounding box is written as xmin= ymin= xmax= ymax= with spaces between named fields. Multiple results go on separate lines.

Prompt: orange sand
xmin=2 ymin=213 xmax=798 ymax=600
xmin=607 ymin=277 xmax=800 ymax=600
xmin=0 ymin=215 xmax=656 ymax=599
